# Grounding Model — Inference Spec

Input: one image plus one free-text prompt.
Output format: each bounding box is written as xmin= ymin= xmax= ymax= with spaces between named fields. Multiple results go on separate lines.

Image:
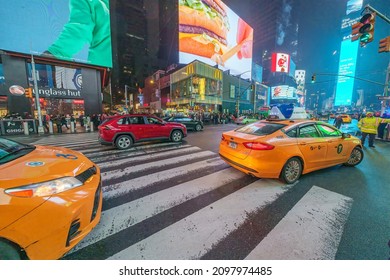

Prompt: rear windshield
xmin=235 ymin=122 xmax=286 ymax=136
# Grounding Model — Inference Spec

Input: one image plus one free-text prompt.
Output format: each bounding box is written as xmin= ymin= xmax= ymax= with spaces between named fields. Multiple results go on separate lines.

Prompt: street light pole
xmin=31 ymin=55 xmax=44 ymax=134
xmin=124 ymin=85 xmax=129 ymax=113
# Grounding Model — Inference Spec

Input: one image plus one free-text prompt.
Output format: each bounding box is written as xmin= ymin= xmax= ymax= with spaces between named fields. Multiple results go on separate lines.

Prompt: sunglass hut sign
xmin=37 ymin=88 xmax=81 ymax=99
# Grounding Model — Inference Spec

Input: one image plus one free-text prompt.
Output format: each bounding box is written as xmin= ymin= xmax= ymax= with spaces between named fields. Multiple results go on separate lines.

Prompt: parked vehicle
xmin=98 ymin=114 xmax=187 ymax=149
xmin=166 ymin=116 xmax=203 ymax=131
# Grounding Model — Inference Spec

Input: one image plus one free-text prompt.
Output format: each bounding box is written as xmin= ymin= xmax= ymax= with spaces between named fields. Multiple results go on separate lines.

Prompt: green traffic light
xmin=360 ymin=33 xmax=372 ymax=43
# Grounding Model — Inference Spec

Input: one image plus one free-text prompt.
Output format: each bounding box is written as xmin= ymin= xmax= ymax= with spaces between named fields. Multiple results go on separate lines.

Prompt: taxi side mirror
xmin=342 ymin=133 xmax=351 ymax=139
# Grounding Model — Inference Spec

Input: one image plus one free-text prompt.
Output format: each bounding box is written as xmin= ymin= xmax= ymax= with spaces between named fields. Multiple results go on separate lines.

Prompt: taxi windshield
xmin=0 ymin=137 xmax=35 ymax=164
xmin=235 ymin=122 xmax=286 ymax=136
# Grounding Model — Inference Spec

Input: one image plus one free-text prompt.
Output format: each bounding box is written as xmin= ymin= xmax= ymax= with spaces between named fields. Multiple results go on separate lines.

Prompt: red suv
xmin=98 ymin=114 xmax=187 ymax=149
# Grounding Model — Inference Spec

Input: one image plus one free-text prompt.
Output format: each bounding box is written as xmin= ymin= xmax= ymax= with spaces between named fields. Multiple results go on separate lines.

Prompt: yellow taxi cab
xmin=0 ymin=137 xmax=102 ymax=260
xmin=340 ymin=114 xmax=352 ymax=123
xmin=219 ymin=116 xmax=363 ymax=184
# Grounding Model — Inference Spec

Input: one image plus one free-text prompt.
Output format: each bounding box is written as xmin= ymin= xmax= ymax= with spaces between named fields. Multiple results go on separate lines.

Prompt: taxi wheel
xmin=280 ymin=157 xmax=302 ymax=184
xmin=344 ymin=147 xmax=364 ymax=167
xmin=0 ymin=240 xmax=21 ymax=260
xmin=115 ymin=135 xmax=133 ymax=149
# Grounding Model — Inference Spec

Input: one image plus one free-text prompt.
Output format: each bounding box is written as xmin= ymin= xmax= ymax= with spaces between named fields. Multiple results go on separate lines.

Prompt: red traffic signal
xmin=359 ymin=13 xmax=375 ymax=46
xmin=379 ymin=36 xmax=390 ymax=53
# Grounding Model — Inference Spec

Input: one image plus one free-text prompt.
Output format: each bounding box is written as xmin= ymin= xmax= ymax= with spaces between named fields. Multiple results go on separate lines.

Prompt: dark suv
xmin=98 ymin=114 xmax=187 ymax=149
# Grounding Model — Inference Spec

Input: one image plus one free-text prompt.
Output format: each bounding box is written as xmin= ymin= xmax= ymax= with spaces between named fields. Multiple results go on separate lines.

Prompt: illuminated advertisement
xmin=0 ymin=0 xmax=112 ymax=68
xmin=271 ymin=85 xmax=297 ymax=100
xmin=178 ymin=0 xmax=253 ymax=80
xmin=335 ymin=0 xmax=361 ymax=106
xmin=271 ymin=53 xmax=290 ymax=73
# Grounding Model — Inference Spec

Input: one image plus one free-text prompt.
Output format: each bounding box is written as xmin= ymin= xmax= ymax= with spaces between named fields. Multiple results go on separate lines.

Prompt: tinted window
xmin=298 ymin=125 xmax=321 ymax=138
xmin=235 ymin=122 xmax=285 ymax=136
xmin=147 ymin=117 xmax=160 ymax=124
xmin=129 ymin=116 xmax=145 ymax=124
xmin=285 ymin=127 xmax=298 ymax=138
xmin=317 ymin=124 xmax=341 ymax=137
xmin=116 ymin=117 xmax=127 ymax=125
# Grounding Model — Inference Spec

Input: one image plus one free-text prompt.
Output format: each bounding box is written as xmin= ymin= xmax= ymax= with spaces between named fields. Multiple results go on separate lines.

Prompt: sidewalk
xmin=2 ymin=126 xmax=98 ymax=142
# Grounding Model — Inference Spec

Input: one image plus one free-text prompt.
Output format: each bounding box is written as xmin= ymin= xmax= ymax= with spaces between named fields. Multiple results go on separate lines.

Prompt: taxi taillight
xmin=243 ymin=142 xmax=275 ymax=150
xmin=221 ymin=135 xmax=226 ymax=141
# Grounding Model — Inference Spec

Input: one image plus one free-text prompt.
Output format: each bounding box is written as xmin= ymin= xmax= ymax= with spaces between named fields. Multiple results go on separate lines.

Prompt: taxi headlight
xmin=5 ymin=177 xmax=83 ymax=198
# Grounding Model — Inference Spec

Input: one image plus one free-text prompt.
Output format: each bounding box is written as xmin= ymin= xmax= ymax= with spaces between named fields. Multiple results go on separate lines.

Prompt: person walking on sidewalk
xmin=358 ymin=112 xmax=390 ymax=148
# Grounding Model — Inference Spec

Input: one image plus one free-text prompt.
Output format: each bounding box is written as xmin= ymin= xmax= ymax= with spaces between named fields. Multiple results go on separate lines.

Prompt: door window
xmin=316 ymin=124 xmax=342 ymax=137
xmin=298 ymin=125 xmax=321 ymax=138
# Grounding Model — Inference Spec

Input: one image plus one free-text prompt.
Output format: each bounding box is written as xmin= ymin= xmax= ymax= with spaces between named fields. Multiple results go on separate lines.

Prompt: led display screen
xmin=0 ymin=0 xmax=112 ymax=68
xmin=271 ymin=85 xmax=297 ymax=100
xmin=334 ymin=39 xmax=358 ymax=106
xmin=178 ymin=0 xmax=253 ymax=80
xmin=271 ymin=53 xmax=290 ymax=73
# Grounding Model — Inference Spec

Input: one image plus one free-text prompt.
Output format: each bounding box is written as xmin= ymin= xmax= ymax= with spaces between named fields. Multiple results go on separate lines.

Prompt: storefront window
xmin=32 ymin=98 xmax=84 ymax=118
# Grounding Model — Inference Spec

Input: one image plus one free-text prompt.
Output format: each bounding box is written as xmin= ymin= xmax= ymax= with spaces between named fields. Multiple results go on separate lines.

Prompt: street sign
xmin=378 ymin=96 xmax=390 ymax=100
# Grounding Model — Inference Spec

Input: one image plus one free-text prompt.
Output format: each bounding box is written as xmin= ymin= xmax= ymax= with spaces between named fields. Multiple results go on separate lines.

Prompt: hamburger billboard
xmin=0 ymin=0 xmax=112 ymax=68
xmin=178 ymin=0 xmax=253 ymax=80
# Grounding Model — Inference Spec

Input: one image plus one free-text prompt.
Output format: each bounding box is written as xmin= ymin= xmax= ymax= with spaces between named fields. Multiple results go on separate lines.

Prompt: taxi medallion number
xmin=229 ymin=142 xmax=237 ymax=149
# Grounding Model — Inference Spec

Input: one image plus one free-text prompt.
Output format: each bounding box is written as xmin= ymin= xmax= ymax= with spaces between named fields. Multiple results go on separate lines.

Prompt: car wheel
xmin=195 ymin=124 xmax=202 ymax=131
xmin=0 ymin=240 xmax=21 ymax=260
xmin=343 ymin=147 xmax=363 ymax=167
xmin=115 ymin=135 xmax=133 ymax=149
xmin=171 ymin=130 xmax=183 ymax=142
xmin=280 ymin=157 xmax=302 ymax=184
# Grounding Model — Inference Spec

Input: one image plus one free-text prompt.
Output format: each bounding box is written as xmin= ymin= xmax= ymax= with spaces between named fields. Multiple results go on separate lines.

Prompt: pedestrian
xmin=358 ymin=112 xmax=390 ymax=148
xmin=55 ymin=115 xmax=62 ymax=133
xmin=333 ymin=115 xmax=344 ymax=129
xmin=61 ymin=114 xmax=69 ymax=129
xmin=79 ymin=113 xmax=85 ymax=127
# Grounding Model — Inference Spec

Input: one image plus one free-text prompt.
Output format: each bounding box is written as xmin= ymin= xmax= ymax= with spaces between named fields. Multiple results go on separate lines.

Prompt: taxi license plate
xmin=229 ymin=141 xmax=237 ymax=149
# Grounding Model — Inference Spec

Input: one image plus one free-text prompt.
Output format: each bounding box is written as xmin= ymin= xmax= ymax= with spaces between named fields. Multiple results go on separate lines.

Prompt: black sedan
xmin=166 ymin=117 xmax=203 ymax=131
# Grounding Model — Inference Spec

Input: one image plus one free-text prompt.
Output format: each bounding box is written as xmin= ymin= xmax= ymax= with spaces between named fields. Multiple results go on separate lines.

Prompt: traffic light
xmin=379 ymin=36 xmax=390 ymax=53
xmin=351 ymin=22 xmax=363 ymax=42
xmin=311 ymin=74 xmax=316 ymax=83
xmin=359 ymin=13 xmax=375 ymax=46
xmin=25 ymin=88 xmax=33 ymax=98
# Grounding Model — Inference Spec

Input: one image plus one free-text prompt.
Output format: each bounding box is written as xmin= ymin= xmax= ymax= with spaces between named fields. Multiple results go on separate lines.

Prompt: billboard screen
xmin=0 ymin=0 xmax=112 ymax=68
xmin=178 ymin=0 xmax=253 ymax=80
xmin=271 ymin=85 xmax=297 ymax=100
xmin=271 ymin=53 xmax=291 ymax=73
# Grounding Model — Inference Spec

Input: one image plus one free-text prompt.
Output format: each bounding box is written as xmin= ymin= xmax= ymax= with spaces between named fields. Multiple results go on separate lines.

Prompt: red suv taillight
xmin=243 ymin=142 xmax=275 ymax=150
xmin=103 ymin=125 xmax=114 ymax=130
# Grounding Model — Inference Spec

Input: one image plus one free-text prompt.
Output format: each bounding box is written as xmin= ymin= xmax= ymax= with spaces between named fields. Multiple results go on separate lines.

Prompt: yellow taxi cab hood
xmin=0 ymin=145 xmax=93 ymax=189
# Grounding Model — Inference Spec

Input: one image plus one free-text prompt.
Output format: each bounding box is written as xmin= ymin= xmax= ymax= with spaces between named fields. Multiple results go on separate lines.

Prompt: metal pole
xmin=124 ymin=85 xmax=128 ymax=113
xmin=253 ymin=83 xmax=256 ymax=113
xmin=237 ymin=76 xmax=241 ymax=115
xmin=365 ymin=5 xmax=390 ymax=24
xmin=31 ymin=55 xmax=44 ymax=134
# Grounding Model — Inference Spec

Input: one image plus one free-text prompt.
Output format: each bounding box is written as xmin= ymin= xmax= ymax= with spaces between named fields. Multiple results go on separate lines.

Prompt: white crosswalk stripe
xmin=245 ymin=186 xmax=353 ymax=260
xmin=108 ymin=179 xmax=291 ymax=260
xmin=32 ymin=135 xmax=355 ymax=260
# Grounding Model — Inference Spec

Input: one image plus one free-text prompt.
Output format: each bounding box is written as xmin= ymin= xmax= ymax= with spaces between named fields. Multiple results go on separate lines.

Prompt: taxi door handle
xmin=300 ymin=142 xmax=307 ymax=145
